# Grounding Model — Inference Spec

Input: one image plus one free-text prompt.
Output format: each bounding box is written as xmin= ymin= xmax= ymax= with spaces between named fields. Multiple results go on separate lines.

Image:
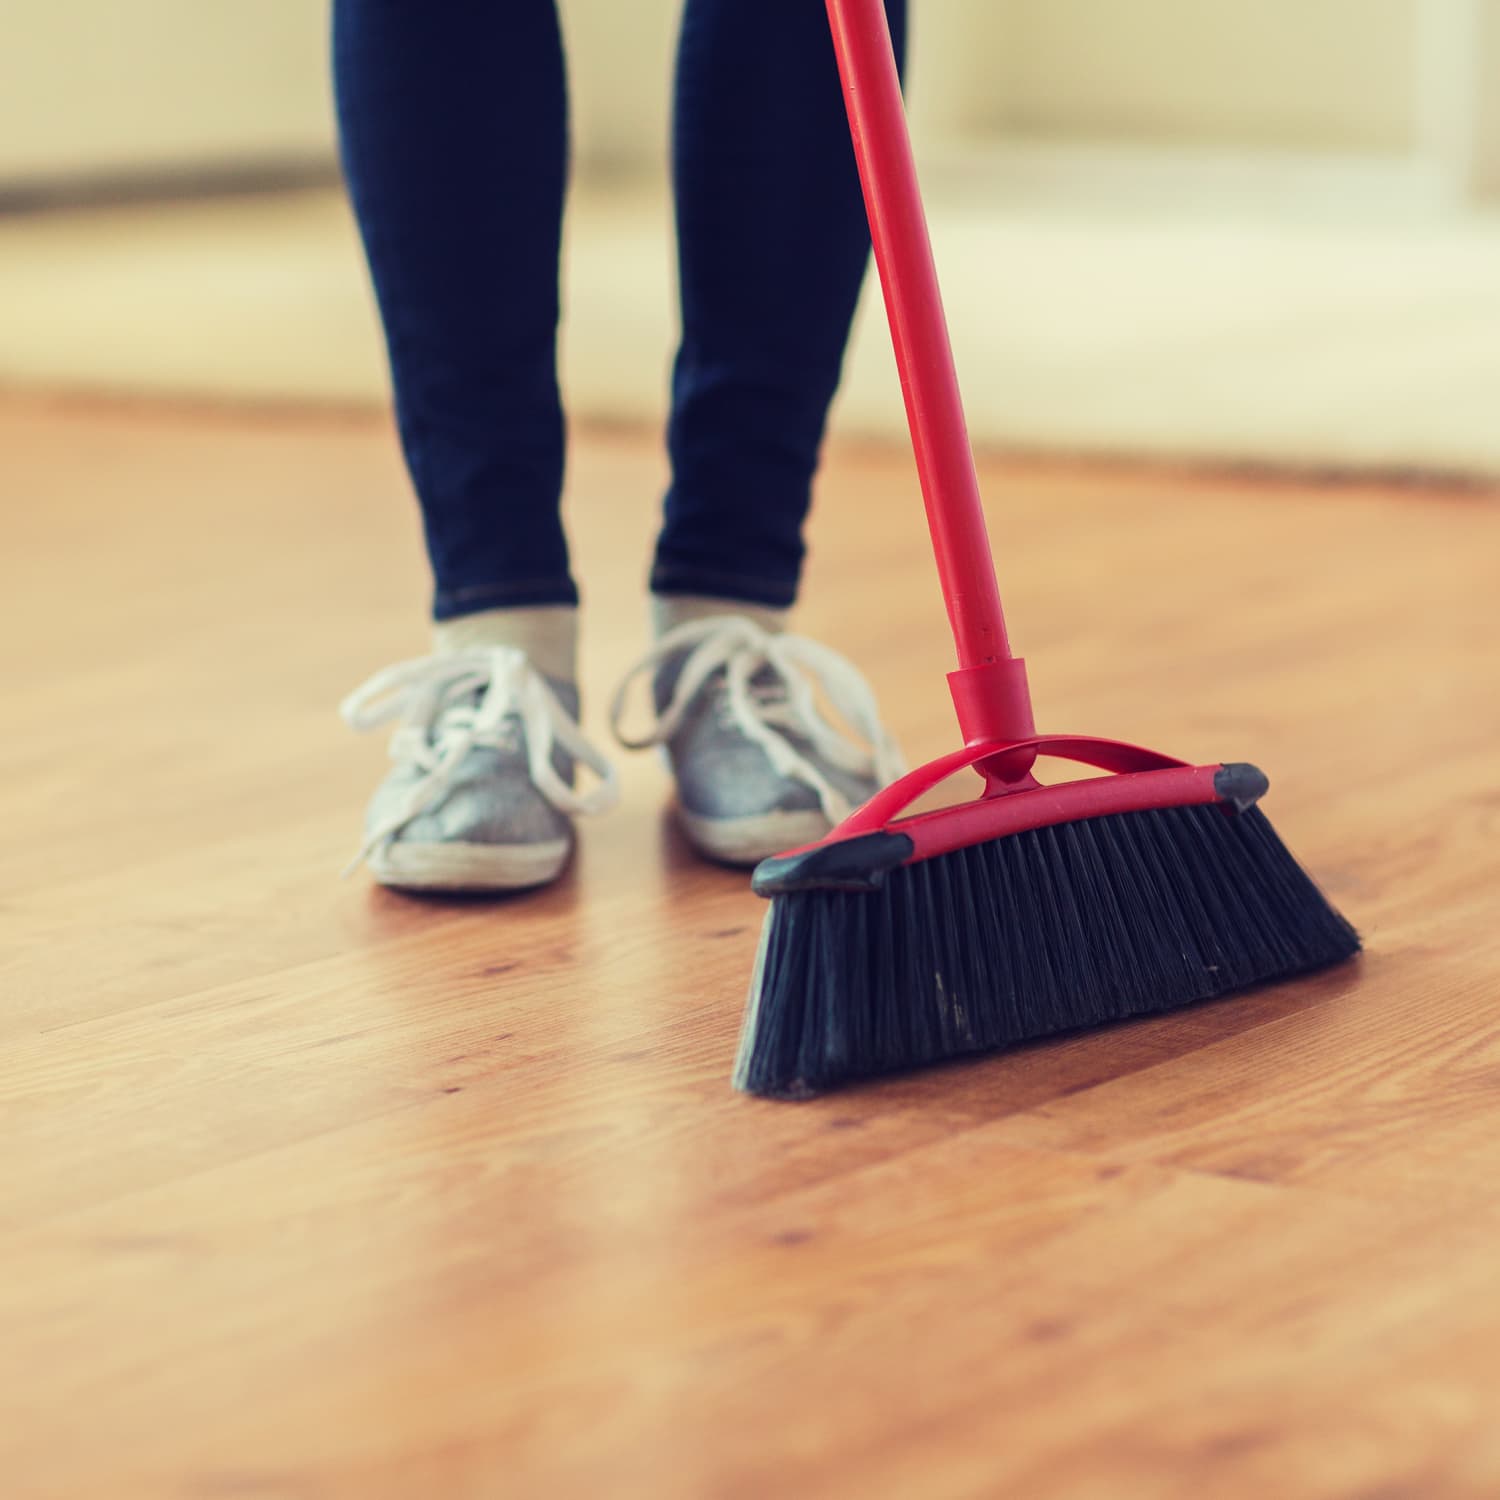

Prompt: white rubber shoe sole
xmin=676 ymin=807 xmax=833 ymax=869
xmin=366 ymin=837 xmax=572 ymax=892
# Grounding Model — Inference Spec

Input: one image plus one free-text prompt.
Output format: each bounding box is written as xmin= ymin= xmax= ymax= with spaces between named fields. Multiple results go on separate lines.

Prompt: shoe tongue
xmin=749 ymin=664 xmax=788 ymax=700
xmin=430 ymin=682 xmax=525 ymax=757
xmin=653 ymin=646 xmax=795 ymax=717
xmin=439 ymin=667 xmax=576 ymax=716
xmin=439 ymin=682 xmax=486 ymax=717
xmin=547 ymin=676 xmax=580 ymax=719
xmin=651 ymin=647 xmax=696 ymax=712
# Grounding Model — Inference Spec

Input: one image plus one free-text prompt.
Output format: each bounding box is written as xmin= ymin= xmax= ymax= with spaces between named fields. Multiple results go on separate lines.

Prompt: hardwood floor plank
xmin=4 ymin=394 xmax=1499 ymax=1498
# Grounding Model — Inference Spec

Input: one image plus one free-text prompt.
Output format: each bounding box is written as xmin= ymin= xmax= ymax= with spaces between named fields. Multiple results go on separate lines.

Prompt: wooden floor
xmin=4 ymin=393 xmax=1499 ymax=1499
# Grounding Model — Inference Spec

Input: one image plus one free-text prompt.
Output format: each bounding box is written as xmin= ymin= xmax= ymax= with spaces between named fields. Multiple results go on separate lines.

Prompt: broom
xmin=733 ymin=0 xmax=1360 ymax=1099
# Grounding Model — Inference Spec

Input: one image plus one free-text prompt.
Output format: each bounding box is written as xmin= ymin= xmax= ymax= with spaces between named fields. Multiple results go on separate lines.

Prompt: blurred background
xmin=6 ymin=0 xmax=1500 ymax=472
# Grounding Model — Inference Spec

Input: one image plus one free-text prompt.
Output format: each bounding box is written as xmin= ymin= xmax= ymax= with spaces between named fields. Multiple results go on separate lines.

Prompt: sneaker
xmin=341 ymin=646 xmax=617 ymax=891
xmin=609 ymin=616 xmax=904 ymax=866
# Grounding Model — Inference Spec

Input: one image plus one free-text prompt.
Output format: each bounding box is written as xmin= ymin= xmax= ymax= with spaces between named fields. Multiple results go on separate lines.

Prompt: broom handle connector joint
xmin=947 ymin=658 xmax=1035 ymax=746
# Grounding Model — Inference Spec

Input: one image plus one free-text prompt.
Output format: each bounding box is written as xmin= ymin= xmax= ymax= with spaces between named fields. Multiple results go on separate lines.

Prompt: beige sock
xmin=651 ymin=593 xmax=787 ymax=640
xmin=432 ymin=605 xmax=578 ymax=685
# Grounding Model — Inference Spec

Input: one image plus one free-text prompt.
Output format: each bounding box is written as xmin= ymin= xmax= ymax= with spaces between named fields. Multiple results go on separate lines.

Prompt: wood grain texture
xmin=3 ymin=393 xmax=1498 ymax=1500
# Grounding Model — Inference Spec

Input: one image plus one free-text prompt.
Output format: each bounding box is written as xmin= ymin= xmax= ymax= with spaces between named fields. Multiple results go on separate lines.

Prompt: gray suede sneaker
xmin=610 ymin=617 xmax=904 ymax=867
xmin=341 ymin=647 xmax=618 ymax=892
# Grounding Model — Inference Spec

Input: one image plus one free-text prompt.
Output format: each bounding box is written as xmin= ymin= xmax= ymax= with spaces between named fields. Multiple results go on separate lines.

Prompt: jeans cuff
xmin=648 ymin=563 xmax=798 ymax=611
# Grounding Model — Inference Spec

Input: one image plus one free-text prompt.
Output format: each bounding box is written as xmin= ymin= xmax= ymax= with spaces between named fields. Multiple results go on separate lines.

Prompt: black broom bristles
xmin=733 ymin=803 xmax=1360 ymax=1098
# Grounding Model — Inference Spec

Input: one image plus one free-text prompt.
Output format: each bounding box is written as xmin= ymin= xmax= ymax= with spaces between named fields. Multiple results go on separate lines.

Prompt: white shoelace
xmin=339 ymin=646 xmax=619 ymax=873
xmin=609 ymin=617 xmax=905 ymax=823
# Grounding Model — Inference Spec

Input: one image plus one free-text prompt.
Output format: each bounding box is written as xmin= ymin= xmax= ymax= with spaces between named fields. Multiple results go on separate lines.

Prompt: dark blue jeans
xmin=333 ymin=0 xmax=906 ymax=620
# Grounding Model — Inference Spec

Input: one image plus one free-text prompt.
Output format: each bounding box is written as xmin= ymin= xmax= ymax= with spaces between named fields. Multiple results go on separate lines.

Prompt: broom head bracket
xmin=752 ymin=733 xmax=1269 ymax=896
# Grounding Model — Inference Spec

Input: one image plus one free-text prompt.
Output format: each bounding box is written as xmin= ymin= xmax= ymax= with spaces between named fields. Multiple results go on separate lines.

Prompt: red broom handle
xmin=825 ymin=0 xmax=1034 ymax=745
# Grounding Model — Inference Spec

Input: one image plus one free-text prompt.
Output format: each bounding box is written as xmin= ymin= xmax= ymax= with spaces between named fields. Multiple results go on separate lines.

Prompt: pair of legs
xmin=334 ymin=0 xmax=910 ymax=890
xmin=332 ymin=0 xmax=907 ymax=619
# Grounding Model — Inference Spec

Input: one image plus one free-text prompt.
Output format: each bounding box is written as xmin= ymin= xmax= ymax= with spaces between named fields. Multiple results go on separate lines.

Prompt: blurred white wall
xmin=0 ymin=0 xmax=332 ymax=183
xmin=0 ymin=0 xmax=687 ymax=186
xmin=982 ymin=0 xmax=1419 ymax=150
xmin=10 ymin=1 xmax=1500 ymax=474
xmin=4 ymin=0 xmax=1495 ymax=196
